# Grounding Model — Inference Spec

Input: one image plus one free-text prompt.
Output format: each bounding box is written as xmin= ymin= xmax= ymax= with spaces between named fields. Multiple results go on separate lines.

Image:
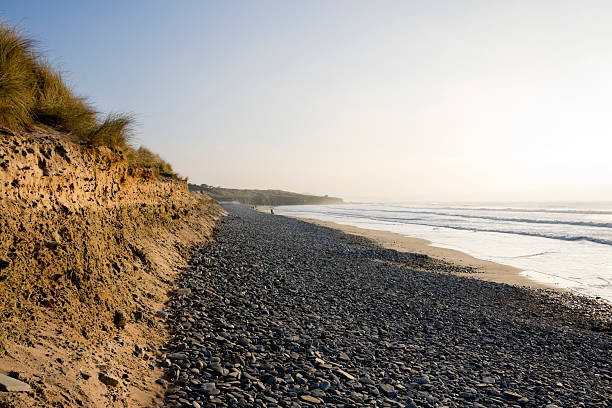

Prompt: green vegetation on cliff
xmin=0 ymin=22 xmax=177 ymax=178
xmin=189 ymin=184 xmax=343 ymax=206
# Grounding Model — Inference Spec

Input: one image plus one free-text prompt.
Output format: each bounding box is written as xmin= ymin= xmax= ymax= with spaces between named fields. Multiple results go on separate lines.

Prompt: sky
xmin=2 ymin=1 xmax=612 ymax=202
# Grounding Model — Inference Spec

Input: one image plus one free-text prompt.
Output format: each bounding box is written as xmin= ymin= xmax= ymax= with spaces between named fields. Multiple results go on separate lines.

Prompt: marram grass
xmin=0 ymin=22 xmax=178 ymax=178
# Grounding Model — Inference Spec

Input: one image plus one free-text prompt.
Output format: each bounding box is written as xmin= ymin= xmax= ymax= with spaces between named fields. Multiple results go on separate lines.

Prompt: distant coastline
xmin=189 ymin=184 xmax=343 ymax=206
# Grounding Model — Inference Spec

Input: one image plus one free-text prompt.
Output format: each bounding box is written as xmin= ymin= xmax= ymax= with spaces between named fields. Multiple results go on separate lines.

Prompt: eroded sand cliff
xmin=0 ymin=128 xmax=225 ymax=407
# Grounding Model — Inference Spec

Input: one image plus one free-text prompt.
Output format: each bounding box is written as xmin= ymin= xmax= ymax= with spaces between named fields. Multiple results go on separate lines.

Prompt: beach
xmin=258 ymin=207 xmax=553 ymax=291
xmin=162 ymin=204 xmax=611 ymax=407
xmin=296 ymin=218 xmax=552 ymax=290
xmin=271 ymin=203 xmax=612 ymax=301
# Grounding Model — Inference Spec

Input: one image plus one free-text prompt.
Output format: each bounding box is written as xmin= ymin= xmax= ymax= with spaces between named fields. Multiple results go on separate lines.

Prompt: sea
xmin=274 ymin=202 xmax=612 ymax=302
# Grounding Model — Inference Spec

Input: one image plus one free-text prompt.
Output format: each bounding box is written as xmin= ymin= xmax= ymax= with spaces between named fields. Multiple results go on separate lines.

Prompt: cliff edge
xmin=0 ymin=129 xmax=225 ymax=407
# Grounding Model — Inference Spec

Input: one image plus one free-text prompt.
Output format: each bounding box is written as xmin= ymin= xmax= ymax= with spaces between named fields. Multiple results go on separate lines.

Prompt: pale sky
xmin=2 ymin=1 xmax=612 ymax=202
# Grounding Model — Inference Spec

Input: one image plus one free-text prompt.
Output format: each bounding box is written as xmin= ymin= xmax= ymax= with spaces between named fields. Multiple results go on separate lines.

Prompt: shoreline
xmin=298 ymin=218 xmax=558 ymax=290
xmin=253 ymin=204 xmax=556 ymax=291
xmin=163 ymin=203 xmax=612 ymax=407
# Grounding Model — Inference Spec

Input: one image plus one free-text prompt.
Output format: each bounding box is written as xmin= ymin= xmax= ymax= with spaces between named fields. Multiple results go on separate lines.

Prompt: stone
xmin=114 ymin=310 xmax=126 ymax=329
xmin=0 ymin=373 xmax=32 ymax=392
xmin=154 ymin=204 xmax=611 ymax=408
xmin=211 ymin=364 xmax=229 ymax=377
xmin=335 ymin=369 xmax=355 ymax=381
xmin=417 ymin=375 xmax=430 ymax=385
xmin=338 ymin=351 xmax=350 ymax=361
xmin=98 ymin=372 xmax=120 ymax=387
xmin=300 ymin=394 xmax=323 ymax=404
xmin=175 ymin=288 xmax=191 ymax=297
xmin=459 ymin=391 xmax=475 ymax=399
xmin=503 ymin=390 xmax=522 ymax=400
xmin=167 ymin=353 xmax=187 ymax=360
xmin=378 ymin=383 xmax=397 ymax=397
xmin=202 ymin=382 xmax=216 ymax=393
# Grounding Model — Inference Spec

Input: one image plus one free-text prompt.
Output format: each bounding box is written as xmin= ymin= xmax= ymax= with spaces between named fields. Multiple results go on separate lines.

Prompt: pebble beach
xmin=162 ymin=204 xmax=611 ymax=407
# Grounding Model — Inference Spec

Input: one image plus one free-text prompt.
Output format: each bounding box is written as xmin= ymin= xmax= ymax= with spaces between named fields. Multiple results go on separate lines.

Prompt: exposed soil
xmin=0 ymin=129 xmax=225 ymax=407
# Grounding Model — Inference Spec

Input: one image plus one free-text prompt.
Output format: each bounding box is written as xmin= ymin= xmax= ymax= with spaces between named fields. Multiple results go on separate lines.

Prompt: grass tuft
xmin=0 ymin=22 xmax=132 ymax=150
xmin=0 ymin=22 xmax=178 ymax=178
xmin=0 ymin=24 xmax=37 ymax=130
xmin=127 ymin=147 xmax=179 ymax=179
xmin=31 ymin=63 xmax=97 ymax=134
xmin=84 ymin=113 xmax=133 ymax=149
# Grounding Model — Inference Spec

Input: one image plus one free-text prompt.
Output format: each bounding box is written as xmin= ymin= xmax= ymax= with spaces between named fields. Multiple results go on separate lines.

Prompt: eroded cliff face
xmin=0 ymin=129 xmax=225 ymax=407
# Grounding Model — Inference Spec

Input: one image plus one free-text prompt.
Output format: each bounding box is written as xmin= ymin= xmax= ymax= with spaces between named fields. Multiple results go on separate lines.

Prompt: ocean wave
xmin=316 ymin=209 xmax=612 ymax=229
xmin=304 ymin=210 xmax=612 ymax=246
xmin=381 ymin=218 xmax=612 ymax=247
xmin=353 ymin=209 xmax=612 ymax=229
xmin=393 ymin=205 xmax=612 ymax=216
xmin=328 ymin=204 xmax=612 ymax=216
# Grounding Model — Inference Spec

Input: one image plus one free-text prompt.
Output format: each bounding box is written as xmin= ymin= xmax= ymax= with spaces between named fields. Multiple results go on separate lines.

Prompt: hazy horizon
xmin=2 ymin=1 xmax=611 ymax=202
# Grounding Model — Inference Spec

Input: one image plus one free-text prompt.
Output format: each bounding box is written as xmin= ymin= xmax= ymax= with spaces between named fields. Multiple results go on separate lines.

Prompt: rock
xmin=113 ymin=310 xmax=126 ymax=329
xmin=156 ymin=204 xmax=612 ymax=408
xmin=211 ymin=364 xmax=228 ymax=377
xmin=0 ymin=373 xmax=32 ymax=392
xmin=319 ymin=380 xmax=331 ymax=391
xmin=201 ymin=382 xmax=216 ymax=393
xmin=174 ymin=288 xmax=191 ymax=297
xmin=417 ymin=375 xmax=430 ymax=385
xmin=459 ymin=391 xmax=475 ymax=399
xmin=300 ymin=394 xmax=323 ymax=404
xmin=503 ymin=390 xmax=522 ymax=400
xmin=378 ymin=383 xmax=397 ymax=397
xmin=335 ymin=369 xmax=355 ymax=381
xmin=98 ymin=372 xmax=119 ymax=387
xmin=167 ymin=353 xmax=187 ymax=360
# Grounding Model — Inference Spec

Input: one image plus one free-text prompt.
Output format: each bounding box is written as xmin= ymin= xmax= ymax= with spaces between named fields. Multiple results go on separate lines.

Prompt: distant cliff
xmin=189 ymin=184 xmax=343 ymax=206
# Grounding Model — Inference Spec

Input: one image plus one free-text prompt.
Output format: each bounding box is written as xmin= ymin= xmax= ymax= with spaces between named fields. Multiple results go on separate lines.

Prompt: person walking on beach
xmin=270 ymin=207 xmax=274 ymax=215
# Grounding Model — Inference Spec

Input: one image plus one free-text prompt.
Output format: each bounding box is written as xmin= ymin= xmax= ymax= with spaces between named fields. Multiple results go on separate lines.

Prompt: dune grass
xmin=127 ymin=147 xmax=178 ymax=179
xmin=0 ymin=23 xmax=36 ymax=130
xmin=0 ymin=22 xmax=178 ymax=178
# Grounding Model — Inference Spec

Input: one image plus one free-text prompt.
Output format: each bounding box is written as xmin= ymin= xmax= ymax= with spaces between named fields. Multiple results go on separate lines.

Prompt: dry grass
xmin=0 ymin=22 xmax=178 ymax=178
xmin=0 ymin=24 xmax=36 ymax=130
xmin=31 ymin=63 xmax=97 ymax=134
xmin=127 ymin=146 xmax=179 ymax=178
xmin=0 ymin=22 xmax=131 ymax=147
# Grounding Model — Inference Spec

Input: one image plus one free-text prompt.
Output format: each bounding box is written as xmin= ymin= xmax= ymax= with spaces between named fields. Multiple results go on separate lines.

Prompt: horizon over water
xmin=275 ymin=202 xmax=612 ymax=302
